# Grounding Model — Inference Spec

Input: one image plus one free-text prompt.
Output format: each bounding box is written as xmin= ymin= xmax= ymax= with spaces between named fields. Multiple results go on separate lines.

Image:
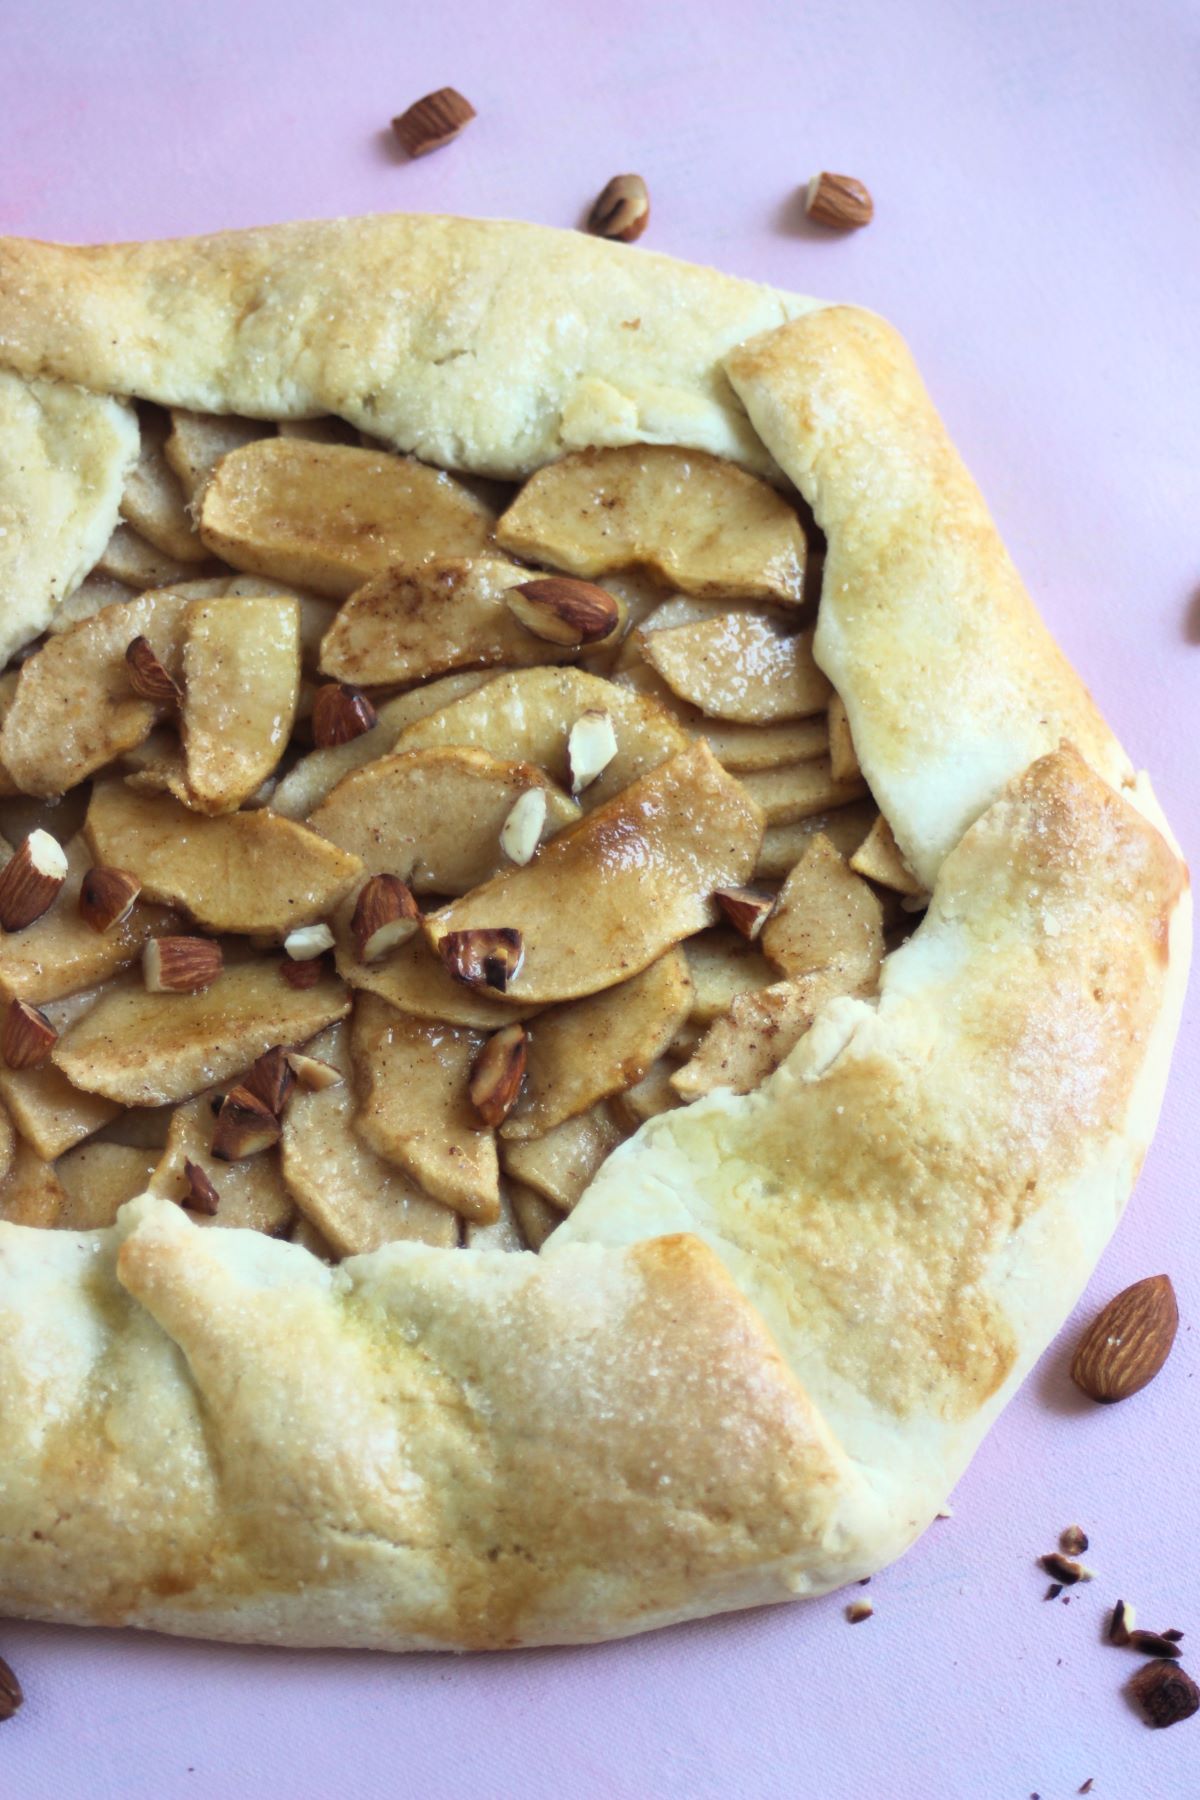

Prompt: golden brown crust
xmin=0 ymin=213 xmax=1188 ymax=1652
xmin=0 ymin=215 xmax=812 ymax=478
xmin=725 ymin=308 xmax=1133 ymax=886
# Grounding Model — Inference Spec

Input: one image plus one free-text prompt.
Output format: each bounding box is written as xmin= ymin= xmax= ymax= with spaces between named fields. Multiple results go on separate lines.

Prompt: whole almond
xmin=311 ymin=682 xmax=378 ymax=749
xmin=391 ymin=87 xmax=476 ymax=157
xmin=2 ymin=998 xmax=57 ymax=1069
xmin=588 ymin=173 xmax=650 ymax=243
xmin=469 ymin=1023 xmax=528 ymax=1125
xmin=505 ymin=577 xmax=621 ymax=647
xmin=1071 ymin=1274 xmax=1178 ymax=1403
xmin=351 ymin=874 xmax=420 ymax=963
xmin=125 ymin=634 xmax=182 ymax=705
xmin=143 ymin=935 xmax=223 ymax=993
xmin=0 ymin=829 xmax=68 ymax=931
xmin=804 ymin=171 xmax=874 ymax=230
xmin=79 ymin=865 xmax=142 ymax=933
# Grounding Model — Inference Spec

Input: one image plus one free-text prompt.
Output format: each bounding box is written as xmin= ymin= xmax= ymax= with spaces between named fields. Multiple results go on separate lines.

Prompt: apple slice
xmin=424 ymin=742 xmax=763 ymax=1005
xmin=308 ymin=747 xmax=578 ymax=895
xmin=393 ymin=665 xmax=689 ymax=808
xmin=349 ymin=995 xmax=499 ymax=1223
xmin=271 ymin=669 xmax=497 ymax=820
xmin=495 ymin=445 xmax=807 ymax=603
xmin=0 ymin=1137 xmax=67 ymax=1227
xmin=683 ymin=928 xmax=775 ymax=1025
xmin=463 ymin=1184 xmax=525 ymax=1254
xmin=164 ymin=410 xmax=273 ymax=504
xmin=0 ymin=832 xmax=179 ymax=1005
xmin=55 ymin=1140 xmax=160 ymax=1231
xmin=760 ymin=832 xmax=884 ymax=979
xmin=738 ymin=757 xmax=869 ymax=826
xmin=671 ymin=963 xmax=864 ymax=1100
xmin=0 ymin=588 xmax=191 ymax=796
xmin=499 ymin=1101 xmax=626 ymax=1212
xmin=119 ymin=408 xmax=208 ymax=563
xmin=177 ymin=595 xmax=301 ymax=813
xmin=849 ymin=813 xmax=925 ymax=898
xmin=53 ymin=958 xmax=349 ymax=1106
xmin=86 ymin=782 xmax=362 ymax=935
xmin=96 ymin=524 xmax=207 ymax=592
xmin=332 ymin=916 xmax=539 ymax=1030
xmin=610 ymin=1058 xmax=683 ymax=1130
xmin=639 ymin=612 xmax=829 ymax=724
xmin=755 ymin=802 xmax=879 ymax=880
xmin=199 ymin=438 xmax=495 ymax=597
xmin=318 ymin=556 xmax=576 ymax=687
xmin=827 ymin=692 xmax=860 ymax=783
xmin=501 ymin=948 xmax=692 ymax=1141
xmin=697 ymin=716 xmax=828 ymax=774
xmin=147 ymin=1091 xmax=295 ymax=1235
xmin=280 ymin=1021 xmax=458 ymax=1255
xmin=508 ymin=1181 xmax=562 ymax=1250
xmin=0 ymin=986 xmax=123 ymax=1157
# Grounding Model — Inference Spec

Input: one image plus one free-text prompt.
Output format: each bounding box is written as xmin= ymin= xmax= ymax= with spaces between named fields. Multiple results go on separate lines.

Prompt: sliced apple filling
xmin=0 ymin=418 xmax=918 ymax=1256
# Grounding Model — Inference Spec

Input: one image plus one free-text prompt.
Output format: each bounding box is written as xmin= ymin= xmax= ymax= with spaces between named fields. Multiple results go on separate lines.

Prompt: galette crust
xmin=0 ymin=213 xmax=1188 ymax=1651
xmin=0 ymin=370 xmax=137 ymax=665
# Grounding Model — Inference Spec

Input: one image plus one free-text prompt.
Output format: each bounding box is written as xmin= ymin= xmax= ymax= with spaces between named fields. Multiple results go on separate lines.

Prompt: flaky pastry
xmin=0 ymin=213 xmax=1188 ymax=1651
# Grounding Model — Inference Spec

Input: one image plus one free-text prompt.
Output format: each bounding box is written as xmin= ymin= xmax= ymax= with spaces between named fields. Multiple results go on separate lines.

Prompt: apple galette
xmin=0 ymin=215 xmax=1187 ymax=1651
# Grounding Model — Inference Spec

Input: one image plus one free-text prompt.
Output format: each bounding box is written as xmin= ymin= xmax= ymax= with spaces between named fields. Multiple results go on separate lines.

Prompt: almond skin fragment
xmin=1071 ymin=1273 xmax=1179 ymax=1402
xmin=804 ymin=171 xmax=873 ymax=229
xmin=351 ymin=874 xmax=420 ymax=963
xmin=1128 ymin=1659 xmax=1200 ymax=1728
xmin=505 ymin=578 xmax=620 ymax=648
xmin=143 ymin=935 xmax=223 ymax=993
xmin=242 ymin=1046 xmax=296 ymax=1117
xmin=79 ymin=865 xmax=142 ymax=933
xmin=440 ymin=927 xmax=524 ymax=993
xmin=211 ymin=1085 xmax=282 ymax=1161
xmin=391 ymin=87 xmax=476 ymax=157
xmin=588 ymin=173 xmax=650 ymax=243
xmin=2 ymin=998 xmax=57 ymax=1069
xmin=0 ymin=830 xmax=68 ymax=930
xmin=125 ymin=634 xmax=182 ymax=705
xmin=714 ymin=885 xmax=776 ymax=941
xmin=1059 ymin=1524 xmax=1089 ymax=1557
xmin=469 ymin=1023 xmax=528 ymax=1126
xmin=182 ymin=1157 xmax=221 ymax=1216
xmin=311 ymin=682 xmax=378 ymax=749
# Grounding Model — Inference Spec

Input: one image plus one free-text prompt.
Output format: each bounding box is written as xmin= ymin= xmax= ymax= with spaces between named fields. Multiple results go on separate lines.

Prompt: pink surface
xmin=2 ymin=2 xmax=1198 ymax=1794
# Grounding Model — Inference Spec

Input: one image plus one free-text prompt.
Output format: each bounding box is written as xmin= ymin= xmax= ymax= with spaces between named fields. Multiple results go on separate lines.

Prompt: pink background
xmin=3 ymin=2 xmax=1198 ymax=1794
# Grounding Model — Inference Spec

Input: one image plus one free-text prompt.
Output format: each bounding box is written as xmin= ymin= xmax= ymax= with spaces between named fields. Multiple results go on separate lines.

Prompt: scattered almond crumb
xmin=845 ymin=1598 xmax=873 ymax=1624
